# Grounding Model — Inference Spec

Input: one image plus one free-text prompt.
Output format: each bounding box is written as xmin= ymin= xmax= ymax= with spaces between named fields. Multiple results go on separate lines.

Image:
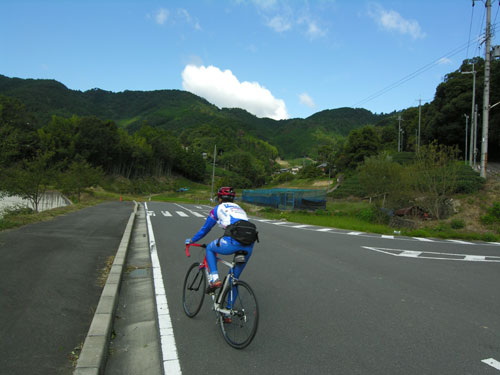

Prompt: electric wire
xmin=353 ymin=21 xmax=500 ymax=109
xmin=467 ymin=3 xmax=475 ymax=59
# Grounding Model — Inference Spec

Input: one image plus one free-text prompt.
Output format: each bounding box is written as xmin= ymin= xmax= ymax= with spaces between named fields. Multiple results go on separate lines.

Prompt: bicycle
xmin=182 ymin=243 xmax=259 ymax=349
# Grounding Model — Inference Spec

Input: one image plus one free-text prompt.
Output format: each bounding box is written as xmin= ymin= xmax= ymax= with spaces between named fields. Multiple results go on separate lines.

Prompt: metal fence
xmin=242 ymin=188 xmax=326 ymax=210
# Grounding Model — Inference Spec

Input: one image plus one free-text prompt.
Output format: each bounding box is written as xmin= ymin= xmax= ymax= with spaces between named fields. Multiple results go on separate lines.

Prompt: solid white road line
xmin=145 ymin=203 xmax=182 ymax=375
xmin=482 ymin=358 xmax=500 ymax=371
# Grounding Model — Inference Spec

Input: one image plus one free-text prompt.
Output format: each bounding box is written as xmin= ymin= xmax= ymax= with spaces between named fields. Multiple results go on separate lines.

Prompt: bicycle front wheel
xmin=218 ymin=280 xmax=259 ymax=349
xmin=182 ymin=262 xmax=206 ymax=317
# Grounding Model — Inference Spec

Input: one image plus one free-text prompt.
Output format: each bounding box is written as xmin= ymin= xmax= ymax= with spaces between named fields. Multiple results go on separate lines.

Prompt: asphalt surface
xmin=0 ymin=201 xmax=133 ymax=375
xmin=146 ymin=201 xmax=500 ymax=375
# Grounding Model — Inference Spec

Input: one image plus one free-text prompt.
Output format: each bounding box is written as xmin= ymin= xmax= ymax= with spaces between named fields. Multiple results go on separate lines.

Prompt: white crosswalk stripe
xmin=161 ymin=211 xmax=172 ymax=217
xmin=176 ymin=211 xmax=189 ymax=217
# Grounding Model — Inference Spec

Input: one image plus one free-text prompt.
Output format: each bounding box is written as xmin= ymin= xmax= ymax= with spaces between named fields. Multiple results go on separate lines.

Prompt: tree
xmin=336 ymin=126 xmax=380 ymax=171
xmin=58 ymin=160 xmax=103 ymax=202
xmin=357 ymin=153 xmax=407 ymax=207
xmin=410 ymin=142 xmax=460 ymax=219
xmin=0 ymin=152 xmax=56 ymax=212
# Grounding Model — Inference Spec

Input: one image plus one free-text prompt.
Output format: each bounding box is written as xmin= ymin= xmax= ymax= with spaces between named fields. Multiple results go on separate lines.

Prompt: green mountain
xmin=0 ymin=74 xmax=386 ymax=158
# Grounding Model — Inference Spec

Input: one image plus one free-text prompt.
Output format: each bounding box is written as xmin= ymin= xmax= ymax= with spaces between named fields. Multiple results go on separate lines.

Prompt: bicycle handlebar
xmin=185 ymin=243 xmax=206 ymax=257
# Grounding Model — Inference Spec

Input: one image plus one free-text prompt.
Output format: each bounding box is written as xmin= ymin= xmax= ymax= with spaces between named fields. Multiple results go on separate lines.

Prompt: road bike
xmin=182 ymin=243 xmax=259 ymax=349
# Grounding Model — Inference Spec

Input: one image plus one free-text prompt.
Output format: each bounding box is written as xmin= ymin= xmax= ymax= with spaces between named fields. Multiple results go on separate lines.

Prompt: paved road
xmin=0 ymin=201 xmax=133 ymax=375
xmin=146 ymin=201 xmax=500 ymax=375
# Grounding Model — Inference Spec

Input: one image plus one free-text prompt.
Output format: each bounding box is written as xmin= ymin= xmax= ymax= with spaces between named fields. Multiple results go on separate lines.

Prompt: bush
xmin=450 ymin=219 xmax=465 ymax=229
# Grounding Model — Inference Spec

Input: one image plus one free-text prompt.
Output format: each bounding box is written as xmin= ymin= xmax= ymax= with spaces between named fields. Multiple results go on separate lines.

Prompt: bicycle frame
xmin=184 ymin=242 xmax=258 ymax=349
xmin=185 ymin=243 xmax=238 ymax=316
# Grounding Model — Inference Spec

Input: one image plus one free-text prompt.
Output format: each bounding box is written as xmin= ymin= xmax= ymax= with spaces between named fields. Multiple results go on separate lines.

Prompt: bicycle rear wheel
xmin=218 ymin=280 xmax=259 ymax=349
xmin=182 ymin=262 xmax=206 ymax=317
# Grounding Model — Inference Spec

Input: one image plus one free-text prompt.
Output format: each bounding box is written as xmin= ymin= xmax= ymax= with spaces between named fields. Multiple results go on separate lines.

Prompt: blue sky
xmin=0 ymin=1 xmax=496 ymax=119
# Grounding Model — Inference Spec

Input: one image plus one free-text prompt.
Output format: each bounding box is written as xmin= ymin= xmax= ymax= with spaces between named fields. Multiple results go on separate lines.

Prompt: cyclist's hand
xmin=185 ymin=238 xmax=192 ymax=245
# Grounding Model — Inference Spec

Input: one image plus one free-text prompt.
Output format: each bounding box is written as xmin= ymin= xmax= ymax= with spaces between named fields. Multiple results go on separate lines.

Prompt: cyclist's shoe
xmin=206 ymin=279 xmax=222 ymax=294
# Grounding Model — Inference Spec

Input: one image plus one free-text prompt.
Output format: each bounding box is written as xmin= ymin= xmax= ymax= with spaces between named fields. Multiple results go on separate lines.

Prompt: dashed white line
xmin=190 ymin=211 xmax=204 ymax=217
xmin=447 ymin=239 xmax=473 ymax=244
xmin=464 ymin=255 xmax=486 ymax=261
xmin=414 ymin=237 xmax=434 ymax=242
xmin=176 ymin=211 xmax=189 ymax=217
xmin=292 ymin=225 xmax=310 ymax=228
xmin=348 ymin=232 xmax=362 ymax=235
xmin=317 ymin=228 xmax=333 ymax=232
xmin=381 ymin=235 xmax=394 ymax=239
xmin=161 ymin=211 xmax=172 ymax=217
xmin=482 ymin=358 xmax=500 ymax=371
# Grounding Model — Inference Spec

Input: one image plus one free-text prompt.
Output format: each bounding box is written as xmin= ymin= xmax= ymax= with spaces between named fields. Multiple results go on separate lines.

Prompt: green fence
xmin=242 ymin=188 xmax=326 ymax=210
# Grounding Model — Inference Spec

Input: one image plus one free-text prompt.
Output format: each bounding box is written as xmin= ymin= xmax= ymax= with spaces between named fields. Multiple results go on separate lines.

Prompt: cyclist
xmin=185 ymin=187 xmax=258 ymax=293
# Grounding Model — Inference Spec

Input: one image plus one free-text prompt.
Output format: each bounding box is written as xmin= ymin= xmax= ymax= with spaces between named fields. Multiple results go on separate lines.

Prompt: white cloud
xmin=252 ymin=0 xmax=277 ymax=10
xmin=305 ymin=21 xmax=326 ymax=39
xmin=438 ymin=57 xmax=452 ymax=65
xmin=177 ymin=8 xmax=202 ymax=30
xmin=299 ymin=93 xmax=315 ymax=108
xmin=267 ymin=16 xmax=292 ymax=32
xmin=182 ymin=65 xmax=289 ymax=120
xmin=155 ymin=8 xmax=169 ymax=25
xmin=368 ymin=4 xmax=425 ymax=40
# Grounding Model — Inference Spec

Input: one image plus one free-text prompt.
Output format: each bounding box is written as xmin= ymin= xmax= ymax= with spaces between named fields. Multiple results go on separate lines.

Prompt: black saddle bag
xmin=224 ymin=220 xmax=259 ymax=246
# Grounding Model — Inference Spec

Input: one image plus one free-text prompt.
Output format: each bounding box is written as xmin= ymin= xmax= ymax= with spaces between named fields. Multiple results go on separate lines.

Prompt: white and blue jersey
xmin=190 ymin=202 xmax=254 ymax=282
xmin=191 ymin=202 xmax=249 ymax=242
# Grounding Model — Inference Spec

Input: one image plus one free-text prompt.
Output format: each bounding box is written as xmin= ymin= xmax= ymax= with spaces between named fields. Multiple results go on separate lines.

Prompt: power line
xmin=352 ymin=36 xmax=482 ymax=108
xmin=352 ymin=20 xmax=500 ymax=109
xmin=467 ymin=2 xmax=475 ymax=59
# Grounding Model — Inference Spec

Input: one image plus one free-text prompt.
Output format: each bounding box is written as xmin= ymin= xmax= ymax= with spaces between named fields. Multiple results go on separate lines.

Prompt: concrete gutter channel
xmin=74 ymin=202 xmax=163 ymax=375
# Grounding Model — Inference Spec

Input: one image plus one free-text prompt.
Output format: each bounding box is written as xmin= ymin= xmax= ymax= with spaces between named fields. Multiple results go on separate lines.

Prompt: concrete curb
xmin=74 ymin=201 xmax=139 ymax=375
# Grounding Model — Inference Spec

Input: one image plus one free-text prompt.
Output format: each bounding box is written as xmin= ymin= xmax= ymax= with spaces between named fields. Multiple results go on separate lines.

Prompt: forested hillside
xmin=0 ymin=74 xmax=385 ymax=159
xmin=1 ymin=55 xmax=499 ymax=193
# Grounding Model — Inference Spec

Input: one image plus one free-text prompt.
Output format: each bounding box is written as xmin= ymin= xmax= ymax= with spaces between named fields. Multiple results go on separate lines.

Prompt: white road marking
xmin=488 ymin=242 xmax=500 ymax=246
xmin=273 ymin=222 xmax=288 ymax=225
xmin=413 ymin=237 xmax=434 ymax=242
xmin=482 ymin=358 xmax=500 ymax=371
xmin=147 ymin=211 xmax=156 ymax=216
xmin=292 ymin=225 xmax=310 ymax=228
xmin=381 ymin=235 xmax=394 ymax=239
xmin=362 ymin=246 xmax=500 ymax=263
xmin=348 ymin=232 xmax=362 ymax=235
xmin=145 ymin=203 xmax=182 ymax=375
xmin=161 ymin=211 xmax=172 ymax=217
xmin=464 ymin=255 xmax=486 ymax=261
xmin=447 ymin=239 xmax=473 ymax=244
xmin=317 ymin=228 xmax=333 ymax=232
xmin=400 ymin=250 xmax=422 ymax=257
xmin=176 ymin=211 xmax=189 ymax=217
xmin=190 ymin=211 xmax=204 ymax=217
xmin=195 ymin=206 xmax=202 ymax=209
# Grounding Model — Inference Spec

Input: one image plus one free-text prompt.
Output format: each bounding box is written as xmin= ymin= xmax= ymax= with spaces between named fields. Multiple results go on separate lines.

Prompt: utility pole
xmin=464 ymin=114 xmax=469 ymax=164
xmin=480 ymin=0 xmax=491 ymax=178
xmin=210 ymin=144 xmax=216 ymax=202
xmin=398 ymin=115 xmax=403 ymax=152
xmin=462 ymin=63 xmax=476 ymax=166
xmin=417 ymin=98 xmax=422 ymax=152
xmin=474 ymin=104 xmax=479 ymax=169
